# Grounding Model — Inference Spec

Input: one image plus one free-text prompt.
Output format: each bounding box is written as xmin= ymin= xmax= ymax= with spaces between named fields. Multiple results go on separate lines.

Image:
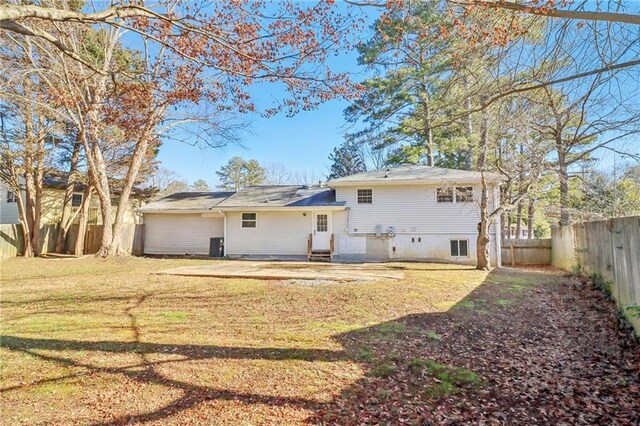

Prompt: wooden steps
xmin=309 ymin=250 xmax=332 ymax=262
xmin=307 ymin=233 xmax=334 ymax=262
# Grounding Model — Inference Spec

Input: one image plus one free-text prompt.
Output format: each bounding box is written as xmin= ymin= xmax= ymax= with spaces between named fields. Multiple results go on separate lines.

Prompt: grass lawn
xmin=0 ymin=257 xmax=487 ymax=425
xmin=1 ymin=258 xmax=638 ymax=425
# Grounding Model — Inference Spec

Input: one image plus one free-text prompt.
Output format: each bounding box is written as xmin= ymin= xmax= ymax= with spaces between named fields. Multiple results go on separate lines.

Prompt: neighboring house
xmin=0 ymin=175 xmax=145 ymax=225
xmin=140 ymin=165 xmax=502 ymax=266
xmin=507 ymin=224 xmax=532 ymax=239
xmin=0 ymin=178 xmax=24 ymax=224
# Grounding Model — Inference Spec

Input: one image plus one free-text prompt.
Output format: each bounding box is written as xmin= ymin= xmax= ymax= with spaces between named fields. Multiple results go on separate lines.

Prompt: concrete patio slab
xmin=156 ymin=260 xmax=404 ymax=282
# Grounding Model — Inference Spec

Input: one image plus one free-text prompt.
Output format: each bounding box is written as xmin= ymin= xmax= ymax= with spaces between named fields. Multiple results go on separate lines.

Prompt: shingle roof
xmin=217 ymin=185 xmax=344 ymax=208
xmin=139 ymin=192 xmax=234 ymax=211
xmin=42 ymin=175 xmax=150 ymax=197
xmin=328 ymin=164 xmax=501 ymax=186
xmin=138 ymin=186 xmax=343 ymax=212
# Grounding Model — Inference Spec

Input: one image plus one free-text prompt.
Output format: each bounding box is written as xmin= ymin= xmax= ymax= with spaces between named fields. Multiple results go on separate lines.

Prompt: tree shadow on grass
xmin=1 ymin=291 xmax=344 ymax=424
xmin=309 ymin=267 xmax=640 ymax=425
xmin=3 ymin=267 xmax=635 ymax=424
xmin=0 ymin=269 xmax=510 ymax=424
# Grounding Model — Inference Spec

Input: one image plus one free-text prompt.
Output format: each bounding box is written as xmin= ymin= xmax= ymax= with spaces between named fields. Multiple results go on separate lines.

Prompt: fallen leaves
xmin=313 ymin=268 xmax=640 ymax=425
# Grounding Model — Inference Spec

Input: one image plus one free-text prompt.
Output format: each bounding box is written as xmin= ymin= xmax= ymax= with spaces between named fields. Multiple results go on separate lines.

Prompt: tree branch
xmin=449 ymin=1 xmax=640 ymax=25
xmin=0 ymin=20 xmax=108 ymax=75
xmin=455 ymin=58 xmax=640 ymax=123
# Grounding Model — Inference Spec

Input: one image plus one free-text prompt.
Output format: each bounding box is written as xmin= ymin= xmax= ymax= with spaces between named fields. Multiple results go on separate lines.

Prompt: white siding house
xmin=0 ymin=180 xmax=23 ymax=224
xmin=144 ymin=213 xmax=224 ymax=255
xmin=138 ymin=192 xmax=232 ymax=256
xmin=139 ymin=165 xmax=503 ymax=266
xmin=330 ymin=184 xmax=500 ymax=266
xmin=225 ymin=210 xmax=310 ymax=257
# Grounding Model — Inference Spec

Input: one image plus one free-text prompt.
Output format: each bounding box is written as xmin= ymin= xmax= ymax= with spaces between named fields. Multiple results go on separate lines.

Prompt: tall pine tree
xmin=327 ymin=139 xmax=367 ymax=179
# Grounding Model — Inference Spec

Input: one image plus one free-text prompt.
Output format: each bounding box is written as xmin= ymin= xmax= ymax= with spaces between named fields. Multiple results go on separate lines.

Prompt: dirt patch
xmin=156 ymin=260 xmax=405 ymax=282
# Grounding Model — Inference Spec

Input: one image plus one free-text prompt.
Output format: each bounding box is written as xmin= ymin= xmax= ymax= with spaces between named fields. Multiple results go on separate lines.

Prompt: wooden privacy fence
xmin=551 ymin=216 xmax=640 ymax=334
xmin=501 ymin=239 xmax=552 ymax=265
xmin=81 ymin=224 xmax=144 ymax=255
xmin=0 ymin=223 xmax=144 ymax=259
xmin=1 ymin=224 xmax=58 ymax=259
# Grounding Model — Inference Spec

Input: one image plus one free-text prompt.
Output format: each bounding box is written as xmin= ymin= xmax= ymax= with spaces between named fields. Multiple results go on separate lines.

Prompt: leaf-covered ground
xmin=1 ymin=258 xmax=638 ymax=425
xmin=313 ymin=266 xmax=640 ymax=425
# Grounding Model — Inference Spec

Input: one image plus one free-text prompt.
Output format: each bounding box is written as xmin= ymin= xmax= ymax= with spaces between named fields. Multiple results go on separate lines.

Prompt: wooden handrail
xmin=330 ymin=233 xmax=335 ymax=261
xmin=307 ymin=233 xmax=312 ymax=260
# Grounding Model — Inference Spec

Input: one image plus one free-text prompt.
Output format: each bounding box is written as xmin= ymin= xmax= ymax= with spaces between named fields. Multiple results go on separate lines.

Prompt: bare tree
xmin=291 ymin=169 xmax=325 ymax=186
xmin=0 ymin=46 xmax=62 ymax=256
xmin=1 ymin=1 xmax=361 ymax=257
xmin=531 ymin=73 xmax=640 ymax=225
xmin=264 ymin=162 xmax=292 ymax=185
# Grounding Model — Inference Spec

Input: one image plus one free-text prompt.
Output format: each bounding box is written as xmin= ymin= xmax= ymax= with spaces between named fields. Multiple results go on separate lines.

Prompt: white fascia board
xmin=138 ymin=209 xmax=216 ymax=214
xmin=328 ymin=178 xmax=501 ymax=187
xmin=217 ymin=206 xmax=346 ymax=212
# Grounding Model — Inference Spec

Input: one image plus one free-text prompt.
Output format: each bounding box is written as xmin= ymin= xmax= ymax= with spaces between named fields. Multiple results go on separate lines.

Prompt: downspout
xmin=345 ymin=206 xmax=351 ymax=234
xmin=222 ymin=210 xmax=228 ymax=258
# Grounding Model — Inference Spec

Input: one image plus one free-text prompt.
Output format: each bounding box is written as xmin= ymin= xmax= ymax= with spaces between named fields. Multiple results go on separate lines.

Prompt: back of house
xmin=139 ymin=165 xmax=502 ymax=266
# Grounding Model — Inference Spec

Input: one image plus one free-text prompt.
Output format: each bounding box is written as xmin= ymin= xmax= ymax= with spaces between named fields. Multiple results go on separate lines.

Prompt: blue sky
xmin=157 ymin=5 xmax=378 ymax=187
xmin=154 ymin=1 xmax=640 ymax=187
xmin=157 ymin=92 xmax=357 ymax=186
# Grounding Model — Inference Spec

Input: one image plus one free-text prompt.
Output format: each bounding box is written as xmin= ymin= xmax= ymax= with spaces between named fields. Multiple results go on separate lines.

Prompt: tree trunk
xmin=55 ymin=140 xmax=81 ymax=253
xmin=73 ymin=185 xmax=93 ymax=255
xmin=527 ymin=197 xmax=535 ymax=239
xmin=421 ymin=88 xmax=434 ymax=166
xmin=108 ymin=137 xmax=150 ymax=256
xmin=92 ymin=146 xmax=113 ymax=257
xmin=78 ymin=127 xmax=113 ymax=257
xmin=476 ymin=96 xmax=491 ymax=270
xmin=108 ymin=113 xmax=158 ymax=256
xmin=17 ymin=195 xmax=33 ymax=257
xmin=463 ymin=76 xmax=474 ymax=171
xmin=22 ymin=100 xmax=42 ymax=256
xmin=558 ymin=148 xmax=570 ymax=226
xmin=5 ymin=160 xmax=33 ymax=257
xmin=515 ymin=199 xmax=523 ymax=239
xmin=476 ymin=202 xmax=491 ymax=270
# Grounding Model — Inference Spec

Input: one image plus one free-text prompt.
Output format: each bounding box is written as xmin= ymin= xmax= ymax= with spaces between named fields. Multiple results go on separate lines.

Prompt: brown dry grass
xmin=0 ymin=257 xmax=488 ymax=425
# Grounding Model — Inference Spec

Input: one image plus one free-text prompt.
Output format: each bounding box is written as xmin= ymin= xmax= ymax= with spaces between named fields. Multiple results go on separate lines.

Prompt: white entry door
xmin=312 ymin=212 xmax=331 ymax=251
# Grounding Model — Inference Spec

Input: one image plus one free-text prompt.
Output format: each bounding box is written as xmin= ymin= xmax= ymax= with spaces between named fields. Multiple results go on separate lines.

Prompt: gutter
xmin=136 ymin=209 xmax=219 ymax=214
xmin=137 ymin=206 xmax=346 ymax=214
xmin=329 ymin=179 xmax=503 ymax=188
xmin=215 ymin=205 xmax=346 ymax=212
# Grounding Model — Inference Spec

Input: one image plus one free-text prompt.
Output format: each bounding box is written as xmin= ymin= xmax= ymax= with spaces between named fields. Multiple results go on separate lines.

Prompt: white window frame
xmin=241 ymin=212 xmax=257 ymax=229
xmin=450 ymin=239 xmax=469 ymax=258
xmin=356 ymin=188 xmax=373 ymax=205
xmin=6 ymin=190 xmax=17 ymax=203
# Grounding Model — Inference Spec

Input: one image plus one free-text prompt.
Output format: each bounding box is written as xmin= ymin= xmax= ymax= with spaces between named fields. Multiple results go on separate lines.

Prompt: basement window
xmin=241 ymin=212 xmax=257 ymax=228
xmin=6 ymin=190 xmax=17 ymax=203
xmin=72 ymin=193 xmax=83 ymax=207
xmin=357 ymin=188 xmax=373 ymax=204
xmin=450 ymin=239 xmax=469 ymax=257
